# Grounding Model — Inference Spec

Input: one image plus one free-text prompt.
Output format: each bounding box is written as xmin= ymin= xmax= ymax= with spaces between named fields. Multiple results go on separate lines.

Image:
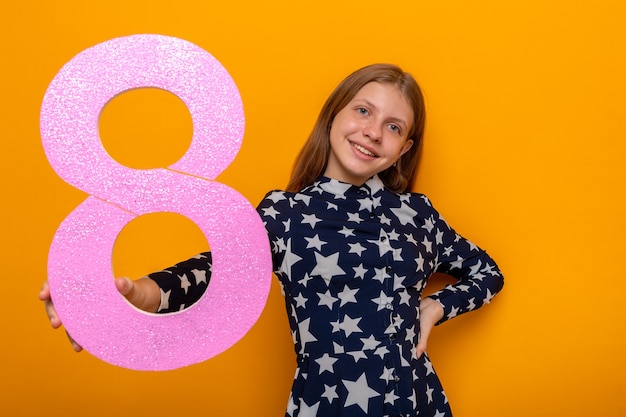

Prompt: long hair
xmin=286 ymin=63 xmax=426 ymax=193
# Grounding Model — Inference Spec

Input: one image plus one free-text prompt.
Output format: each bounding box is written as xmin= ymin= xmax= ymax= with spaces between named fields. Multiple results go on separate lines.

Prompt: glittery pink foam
xmin=40 ymin=34 xmax=271 ymax=371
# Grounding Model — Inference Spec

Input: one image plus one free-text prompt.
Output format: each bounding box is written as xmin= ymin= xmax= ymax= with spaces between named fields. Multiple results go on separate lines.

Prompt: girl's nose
xmin=363 ymin=122 xmax=382 ymax=142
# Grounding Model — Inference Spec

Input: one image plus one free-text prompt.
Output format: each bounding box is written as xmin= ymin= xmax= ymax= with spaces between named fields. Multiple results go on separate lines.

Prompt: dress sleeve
xmin=423 ymin=197 xmax=504 ymax=325
xmin=255 ymin=191 xmax=289 ymax=275
xmin=147 ymin=191 xmax=284 ymax=313
xmin=147 ymin=252 xmax=212 ymax=313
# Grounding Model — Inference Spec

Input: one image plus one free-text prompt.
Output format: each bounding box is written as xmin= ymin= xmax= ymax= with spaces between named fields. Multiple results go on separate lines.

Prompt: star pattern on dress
xmin=342 ymin=373 xmax=380 ymax=413
xmin=315 ymin=353 xmax=338 ymax=374
xmin=152 ymin=175 xmax=504 ymax=417
xmin=321 ymin=384 xmax=339 ymax=403
xmin=310 ymin=251 xmax=346 ymax=280
xmin=178 ymin=274 xmax=190 ymax=294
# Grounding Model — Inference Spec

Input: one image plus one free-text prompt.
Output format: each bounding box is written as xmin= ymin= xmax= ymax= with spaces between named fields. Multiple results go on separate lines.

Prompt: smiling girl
xmin=41 ymin=63 xmax=504 ymax=417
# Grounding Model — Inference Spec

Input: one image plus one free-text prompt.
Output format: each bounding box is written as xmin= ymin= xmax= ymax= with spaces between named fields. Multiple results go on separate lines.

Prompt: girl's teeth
xmin=353 ymin=143 xmax=375 ymax=157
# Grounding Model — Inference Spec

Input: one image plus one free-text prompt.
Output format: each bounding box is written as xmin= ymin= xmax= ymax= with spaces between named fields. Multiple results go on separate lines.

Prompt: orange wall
xmin=2 ymin=1 xmax=625 ymax=416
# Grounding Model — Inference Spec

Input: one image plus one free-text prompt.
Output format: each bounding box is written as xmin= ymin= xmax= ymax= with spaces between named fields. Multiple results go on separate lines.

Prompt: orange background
xmin=2 ymin=1 xmax=625 ymax=416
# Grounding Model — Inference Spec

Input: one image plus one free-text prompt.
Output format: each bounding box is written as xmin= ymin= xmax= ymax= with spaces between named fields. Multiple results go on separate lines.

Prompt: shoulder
xmin=383 ymin=189 xmax=436 ymax=211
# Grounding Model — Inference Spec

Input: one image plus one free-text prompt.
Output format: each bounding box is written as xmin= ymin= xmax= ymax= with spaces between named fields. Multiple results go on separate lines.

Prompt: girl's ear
xmin=399 ymin=139 xmax=414 ymax=157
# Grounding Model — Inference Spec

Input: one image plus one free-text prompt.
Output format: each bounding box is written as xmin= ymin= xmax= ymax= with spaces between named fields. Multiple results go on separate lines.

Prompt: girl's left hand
xmin=416 ymin=297 xmax=444 ymax=359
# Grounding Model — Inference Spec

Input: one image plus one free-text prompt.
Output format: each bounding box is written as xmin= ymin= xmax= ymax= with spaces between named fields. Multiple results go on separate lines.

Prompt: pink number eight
xmin=40 ymin=34 xmax=272 ymax=371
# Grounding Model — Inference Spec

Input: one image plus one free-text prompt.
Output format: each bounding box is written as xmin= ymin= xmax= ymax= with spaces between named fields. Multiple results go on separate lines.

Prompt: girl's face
xmin=324 ymin=82 xmax=414 ymax=186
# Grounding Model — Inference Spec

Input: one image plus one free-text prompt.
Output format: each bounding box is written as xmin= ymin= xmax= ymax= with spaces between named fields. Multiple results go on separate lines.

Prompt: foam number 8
xmin=40 ymin=34 xmax=272 ymax=371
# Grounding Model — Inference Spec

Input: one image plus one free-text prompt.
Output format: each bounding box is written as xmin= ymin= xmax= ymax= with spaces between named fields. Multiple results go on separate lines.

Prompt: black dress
xmin=150 ymin=175 xmax=504 ymax=417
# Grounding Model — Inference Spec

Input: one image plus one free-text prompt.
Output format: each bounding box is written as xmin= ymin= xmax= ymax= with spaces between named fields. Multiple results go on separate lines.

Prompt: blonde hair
xmin=286 ymin=63 xmax=426 ymax=193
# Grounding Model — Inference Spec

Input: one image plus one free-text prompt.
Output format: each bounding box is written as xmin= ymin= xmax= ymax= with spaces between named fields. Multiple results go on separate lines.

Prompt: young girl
xmin=41 ymin=64 xmax=504 ymax=417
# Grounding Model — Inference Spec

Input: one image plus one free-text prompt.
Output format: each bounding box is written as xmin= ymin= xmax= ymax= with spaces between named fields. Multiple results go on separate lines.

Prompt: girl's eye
xmin=388 ymin=124 xmax=401 ymax=134
xmin=357 ymin=107 xmax=369 ymax=115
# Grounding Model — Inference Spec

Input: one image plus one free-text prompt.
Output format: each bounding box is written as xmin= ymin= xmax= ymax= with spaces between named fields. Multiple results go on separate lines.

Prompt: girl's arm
xmin=424 ymin=197 xmax=505 ymax=325
xmin=145 ymin=251 xmax=213 ymax=313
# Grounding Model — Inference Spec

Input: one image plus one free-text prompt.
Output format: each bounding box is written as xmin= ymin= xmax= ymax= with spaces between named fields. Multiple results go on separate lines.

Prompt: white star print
xmin=392 ymin=247 xmax=403 ymax=261
xmin=318 ymin=290 xmax=338 ymax=310
xmin=274 ymin=237 xmax=286 ymax=253
xmin=405 ymin=326 xmax=416 ymax=343
xmin=278 ymin=238 xmax=302 ymax=278
xmin=357 ymin=198 xmax=371 ymax=211
xmin=333 ymin=341 xmax=344 ymax=354
xmin=369 ymin=230 xmax=393 ymax=257
xmin=298 ymin=400 xmax=320 ymax=417
xmin=408 ymin=391 xmax=417 ymax=409
xmin=483 ymin=289 xmax=495 ymax=304
xmin=469 ymin=261 xmax=486 ymax=280
xmin=294 ymin=193 xmax=311 ymax=205
xmin=424 ymin=356 xmax=435 ymax=376
xmin=422 ymin=215 xmax=435 ymax=233
xmin=285 ymin=395 xmax=298 ymax=417
xmin=393 ymin=274 xmax=407 ymax=291
xmin=293 ymin=292 xmax=307 ymax=308
xmin=305 ymin=234 xmax=326 ymax=250
xmin=297 ymin=318 xmax=318 ymax=351
xmin=338 ymin=226 xmax=355 ymax=237
xmin=372 ymin=291 xmax=394 ymax=311
xmin=178 ymin=274 xmax=190 ymax=294
xmin=339 ymin=314 xmax=362 ymax=337
xmin=447 ymin=306 xmax=459 ymax=319
xmin=297 ymin=273 xmax=313 ymax=287
xmin=426 ymin=384 xmax=434 ymax=403
xmin=435 ymin=229 xmax=444 ymax=245
xmin=373 ymin=267 xmax=387 ymax=283
xmin=353 ymin=263 xmax=367 ymax=279
xmin=416 ymin=252 xmax=425 ymax=272
xmin=342 ymin=373 xmax=380 ymax=413
xmin=450 ymin=255 xmax=464 ymax=269
xmin=338 ymin=286 xmax=359 ymax=306
xmin=321 ymin=384 xmax=339 ymax=403
xmin=360 ymin=335 xmax=380 ymax=350
xmin=191 ymin=269 xmax=207 ymax=285
xmin=265 ymin=191 xmax=286 ymax=203
xmin=404 ymin=233 xmax=418 ymax=245
xmin=158 ymin=289 xmax=170 ymax=311
xmin=262 ymin=205 xmax=280 ymax=219
xmin=315 ymin=353 xmax=338 ymax=374
xmin=374 ymin=346 xmax=389 ymax=359
xmin=482 ymin=262 xmax=499 ymax=276
xmin=385 ymin=390 xmax=400 ymax=404
xmin=348 ymin=242 xmax=367 ymax=256
xmin=391 ymin=203 xmax=418 ymax=226
xmin=348 ymin=350 xmax=368 ymax=362
xmin=399 ymin=290 xmax=411 ymax=306
xmin=421 ymin=236 xmax=433 ymax=253
xmin=310 ymin=251 xmax=346 ymax=281
xmin=347 ymin=212 xmax=363 ymax=223
xmin=379 ymin=213 xmax=391 ymax=225
xmin=301 ymin=213 xmax=322 ymax=228
xmin=380 ymin=366 xmax=395 ymax=381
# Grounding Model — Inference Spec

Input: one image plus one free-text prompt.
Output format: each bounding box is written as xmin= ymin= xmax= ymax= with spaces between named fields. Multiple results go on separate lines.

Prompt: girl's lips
xmin=350 ymin=141 xmax=377 ymax=158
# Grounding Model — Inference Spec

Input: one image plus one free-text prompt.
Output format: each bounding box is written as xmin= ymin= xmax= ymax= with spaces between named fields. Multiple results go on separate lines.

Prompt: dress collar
xmin=314 ymin=175 xmax=386 ymax=198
